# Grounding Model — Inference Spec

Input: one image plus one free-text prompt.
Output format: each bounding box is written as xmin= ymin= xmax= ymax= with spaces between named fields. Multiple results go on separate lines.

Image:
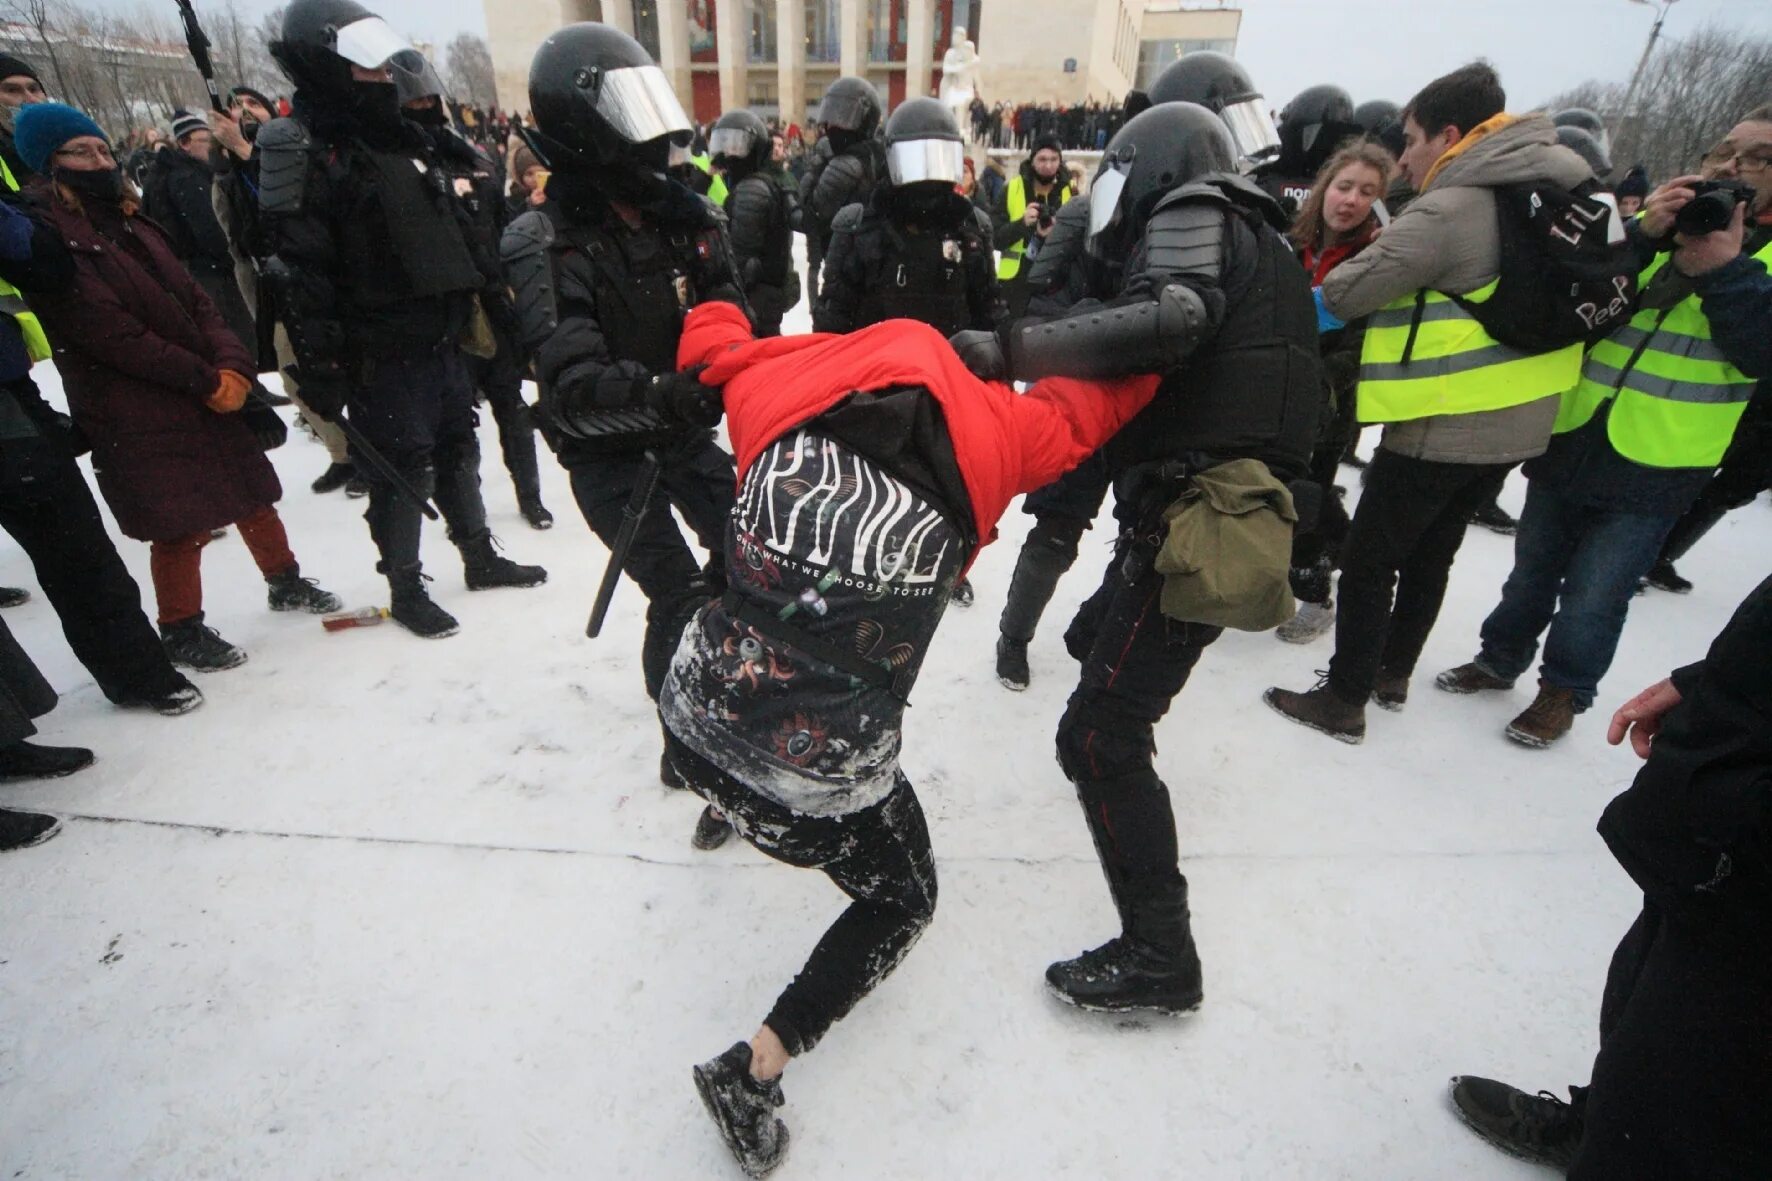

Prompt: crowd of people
xmin=970 ymin=97 xmax=1131 ymax=151
xmin=0 ymin=9 xmax=1767 ymax=1177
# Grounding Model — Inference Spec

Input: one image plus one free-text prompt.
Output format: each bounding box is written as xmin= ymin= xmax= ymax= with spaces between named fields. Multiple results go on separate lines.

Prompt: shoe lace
xmin=1519 ymin=1090 xmax=1578 ymax=1139
xmin=1309 ymin=668 xmax=1333 ymax=692
xmin=1519 ymin=690 xmax=1571 ymax=726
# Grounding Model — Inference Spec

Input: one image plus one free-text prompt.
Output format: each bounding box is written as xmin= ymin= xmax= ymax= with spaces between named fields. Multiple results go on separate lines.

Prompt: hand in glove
xmin=286 ymin=366 xmax=349 ymax=422
xmin=241 ymin=392 xmax=289 ymax=451
xmin=206 ymin=369 xmax=253 ymax=413
xmin=949 ymin=328 xmax=1007 ymax=382
xmin=646 ymin=364 xmax=723 ymax=428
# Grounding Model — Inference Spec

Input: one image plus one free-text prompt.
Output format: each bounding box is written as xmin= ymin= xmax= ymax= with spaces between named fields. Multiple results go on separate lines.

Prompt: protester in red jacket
xmin=660 ymin=300 xmax=1158 ymax=1178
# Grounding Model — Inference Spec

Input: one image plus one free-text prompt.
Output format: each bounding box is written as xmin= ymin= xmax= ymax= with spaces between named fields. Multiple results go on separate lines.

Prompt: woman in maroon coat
xmin=16 ymin=105 xmax=339 ymax=671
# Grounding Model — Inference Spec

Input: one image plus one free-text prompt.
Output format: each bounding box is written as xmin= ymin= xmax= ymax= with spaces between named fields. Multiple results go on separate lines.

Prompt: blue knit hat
xmin=14 ymin=102 xmax=107 ymax=174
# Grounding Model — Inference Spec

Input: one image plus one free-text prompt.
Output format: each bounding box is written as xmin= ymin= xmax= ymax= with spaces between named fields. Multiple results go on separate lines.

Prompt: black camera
xmin=1674 ymin=178 xmax=1757 ymax=237
xmin=1035 ymin=202 xmax=1054 ymax=231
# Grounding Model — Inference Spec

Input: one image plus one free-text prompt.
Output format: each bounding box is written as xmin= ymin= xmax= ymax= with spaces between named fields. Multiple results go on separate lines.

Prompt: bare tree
xmin=5 ymin=0 xmax=71 ymax=100
xmin=444 ymin=31 xmax=495 ymax=109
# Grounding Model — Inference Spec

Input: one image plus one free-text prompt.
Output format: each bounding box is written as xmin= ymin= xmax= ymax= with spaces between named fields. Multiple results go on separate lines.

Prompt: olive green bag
xmin=1152 ymin=458 xmax=1298 ymax=631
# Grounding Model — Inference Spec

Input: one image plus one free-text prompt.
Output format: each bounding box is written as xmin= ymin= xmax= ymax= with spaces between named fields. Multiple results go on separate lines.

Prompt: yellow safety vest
xmin=1553 ymin=240 xmax=1771 ymax=470
xmin=997 ymin=174 xmax=1071 ymax=281
xmin=0 ymin=155 xmax=51 ymax=364
xmin=1355 ymin=282 xmax=1582 ymax=424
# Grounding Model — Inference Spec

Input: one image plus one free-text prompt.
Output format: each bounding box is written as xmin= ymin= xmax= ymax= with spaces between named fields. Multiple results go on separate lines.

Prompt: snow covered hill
xmin=1 ymin=289 xmax=1766 ymax=1178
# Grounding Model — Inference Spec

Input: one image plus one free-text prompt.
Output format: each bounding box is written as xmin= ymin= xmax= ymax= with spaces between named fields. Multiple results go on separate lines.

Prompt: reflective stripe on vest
xmin=0 ymin=155 xmax=49 ymax=364
xmin=996 ymin=175 xmax=1070 ymax=281
xmin=1355 ymin=282 xmax=1582 ymax=424
xmin=1554 ymin=239 xmax=1772 ymax=469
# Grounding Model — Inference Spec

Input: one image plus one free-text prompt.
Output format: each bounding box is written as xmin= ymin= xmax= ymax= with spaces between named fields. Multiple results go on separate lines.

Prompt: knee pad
xmin=1028 ymin=514 xmax=1087 ymax=565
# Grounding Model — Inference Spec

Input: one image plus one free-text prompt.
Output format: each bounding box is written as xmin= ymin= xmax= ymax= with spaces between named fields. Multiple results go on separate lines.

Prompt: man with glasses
xmin=1436 ymin=104 xmax=1772 ymax=748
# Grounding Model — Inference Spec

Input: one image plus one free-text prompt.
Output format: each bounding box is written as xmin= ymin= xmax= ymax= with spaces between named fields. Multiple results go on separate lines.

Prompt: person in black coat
xmin=711 ymin=108 xmax=799 ymax=338
xmin=0 ymin=616 xmax=95 ymax=851
xmin=800 ymin=77 xmax=886 ymax=302
xmin=1450 ymin=573 xmax=1772 ymax=1176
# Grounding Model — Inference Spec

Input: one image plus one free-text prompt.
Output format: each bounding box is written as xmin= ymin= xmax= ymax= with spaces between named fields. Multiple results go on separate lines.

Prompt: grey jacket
xmin=1322 ymin=115 xmax=1592 ymax=464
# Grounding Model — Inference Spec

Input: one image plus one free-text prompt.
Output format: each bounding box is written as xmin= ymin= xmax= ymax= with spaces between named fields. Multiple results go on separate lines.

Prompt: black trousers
xmin=1569 ymin=900 xmax=1772 ymax=1178
xmin=1288 ymin=420 xmax=1355 ymax=604
xmin=0 ymin=434 xmax=185 ymax=705
xmin=668 ymin=736 xmax=937 ymax=1058
xmin=464 ymin=336 xmax=543 ymax=503
xmin=1000 ymin=456 xmax=1111 ymax=643
xmin=0 ymin=615 xmax=56 ymax=745
xmin=567 ymin=439 xmax=735 ymax=699
xmin=1327 ymin=450 xmax=1508 ymax=702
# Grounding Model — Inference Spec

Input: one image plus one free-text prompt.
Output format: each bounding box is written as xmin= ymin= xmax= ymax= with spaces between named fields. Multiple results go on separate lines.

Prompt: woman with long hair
xmin=1276 ymin=139 xmax=1394 ymax=645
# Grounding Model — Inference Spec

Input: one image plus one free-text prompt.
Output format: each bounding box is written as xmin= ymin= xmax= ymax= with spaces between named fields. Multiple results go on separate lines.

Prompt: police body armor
xmin=337 ymin=145 xmax=481 ymax=317
xmin=853 ymin=217 xmax=985 ymax=337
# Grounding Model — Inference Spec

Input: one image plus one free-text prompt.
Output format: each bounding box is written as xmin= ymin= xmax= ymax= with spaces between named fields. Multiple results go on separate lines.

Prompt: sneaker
xmin=1263 ymin=677 xmax=1366 ymax=744
xmin=1435 ymin=662 xmax=1514 ymax=695
xmin=1447 ymin=1076 xmax=1583 ymax=1169
xmin=996 ymin=635 xmax=1031 ymax=691
xmin=1505 ymin=687 xmax=1576 ymax=749
xmin=0 ymin=586 xmax=30 ymax=608
xmin=310 ymin=462 xmax=355 ymax=494
xmin=692 ymin=804 xmax=733 ymax=850
xmin=951 ymin=577 xmax=975 ymax=608
xmin=0 ymin=740 xmax=95 ymax=782
xmin=0 ymin=808 xmax=61 ymax=852
xmin=1275 ymin=599 xmax=1335 ymax=644
xmin=519 ymin=496 xmax=555 ymax=531
xmin=267 ymin=571 xmax=344 ymax=614
xmin=1372 ymin=669 xmax=1409 ymax=713
xmin=160 ymin=615 xmax=248 ymax=672
xmin=1045 ymin=936 xmax=1204 ymax=1015
xmin=1643 ymin=557 xmax=1693 ymax=595
xmin=344 ymin=476 xmax=371 ymax=499
xmin=462 ymin=535 xmax=548 ymax=591
xmin=116 ymin=679 xmax=203 ymax=716
xmin=1469 ymin=501 xmax=1518 ymax=535
xmin=692 ymin=1042 xmax=789 ymax=1179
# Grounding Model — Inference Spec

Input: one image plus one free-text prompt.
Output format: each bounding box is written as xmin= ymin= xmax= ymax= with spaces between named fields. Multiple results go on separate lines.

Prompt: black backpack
xmin=1448 ymin=180 xmax=1638 ymax=353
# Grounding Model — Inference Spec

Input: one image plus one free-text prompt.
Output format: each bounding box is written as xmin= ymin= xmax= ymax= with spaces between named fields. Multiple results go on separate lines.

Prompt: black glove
xmin=645 ymin=364 xmax=723 ymax=428
xmin=286 ymin=366 xmax=349 ymax=422
xmin=241 ymin=390 xmax=289 ymax=451
xmin=949 ymin=329 xmax=1007 ymax=381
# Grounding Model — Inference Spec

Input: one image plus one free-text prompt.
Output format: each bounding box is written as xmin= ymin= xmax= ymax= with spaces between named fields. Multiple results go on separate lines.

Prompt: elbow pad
xmin=1007 ymin=282 xmax=1211 ymax=381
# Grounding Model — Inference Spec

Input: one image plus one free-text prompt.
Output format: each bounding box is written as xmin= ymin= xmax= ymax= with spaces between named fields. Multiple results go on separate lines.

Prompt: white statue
xmin=940 ymin=28 xmax=980 ymax=129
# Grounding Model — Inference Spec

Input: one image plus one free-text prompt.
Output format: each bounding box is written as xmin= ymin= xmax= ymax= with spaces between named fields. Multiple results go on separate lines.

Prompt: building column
xmin=838 ymin=0 xmax=868 ymax=80
xmin=904 ymin=0 xmax=934 ymax=101
xmin=598 ymin=0 xmax=634 ymax=36
xmin=716 ymin=0 xmax=749 ymax=112
xmin=657 ymin=0 xmax=693 ymax=110
xmin=776 ymin=0 xmax=805 ymax=123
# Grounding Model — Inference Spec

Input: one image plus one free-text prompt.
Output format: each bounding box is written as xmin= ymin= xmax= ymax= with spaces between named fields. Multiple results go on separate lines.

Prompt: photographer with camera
xmin=1434 ymin=105 xmax=1772 ymax=749
xmin=991 ymin=133 xmax=1071 ymax=317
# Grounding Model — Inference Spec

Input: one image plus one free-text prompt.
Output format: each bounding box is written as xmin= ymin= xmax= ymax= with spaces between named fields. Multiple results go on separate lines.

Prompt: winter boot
xmin=518 ymin=495 xmax=554 ymax=531
xmin=0 ymin=740 xmax=95 ymax=782
xmin=310 ymin=462 xmax=355 ymax=494
xmin=1046 ymin=885 xmax=1203 ymax=1015
xmin=1505 ymin=687 xmax=1577 ymax=749
xmin=160 ymin=614 xmax=248 ymax=672
xmin=692 ymin=804 xmax=733 ymax=850
xmin=459 ymin=532 xmax=548 ymax=591
xmin=1275 ymin=599 xmax=1335 ymax=644
xmin=692 ymin=1042 xmax=789 ymax=1179
xmin=1469 ymin=499 xmax=1518 ymax=535
xmin=267 ymin=569 xmax=344 ymax=614
xmin=995 ymin=635 xmax=1031 ymax=691
xmin=1263 ymin=676 xmax=1366 ymax=744
xmin=0 ymin=586 xmax=29 ymax=608
xmin=1435 ymin=662 xmax=1515 ymax=695
xmin=504 ymin=420 xmax=554 ymax=531
xmin=1643 ymin=557 xmax=1693 ymax=594
xmin=950 ymin=576 xmax=975 ymax=607
xmin=1371 ymin=669 xmax=1410 ymax=712
xmin=116 ymin=677 xmax=204 ymax=716
xmin=0 ymin=808 xmax=61 ymax=852
xmin=1447 ymin=1076 xmax=1583 ymax=1169
xmin=999 ymin=536 xmax=1073 ymax=670
xmin=386 ymin=568 xmax=460 ymax=639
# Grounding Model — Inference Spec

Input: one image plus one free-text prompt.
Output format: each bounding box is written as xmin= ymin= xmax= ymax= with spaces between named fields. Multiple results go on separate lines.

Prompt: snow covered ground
xmin=2 ymin=286 xmax=1768 ymax=1179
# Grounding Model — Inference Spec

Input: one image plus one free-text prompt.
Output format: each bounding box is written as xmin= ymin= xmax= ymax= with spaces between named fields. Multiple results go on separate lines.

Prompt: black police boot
xmin=266 ymin=567 xmax=344 ymax=614
xmin=692 ymin=804 xmax=733 ymax=850
xmin=997 ymin=538 xmax=1071 ymax=688
xmin=1447 ymin=1077 xmax=1584 ymax=1168
xmin=504 ymin=422 xmax=554 ymax=530
xmin=310 ymin=462 xmax=355 ymax=494
xmin=0 ymin=586 xmax=30 ymax=608
xmin=995 ymin=635 xmax=1031 ymax=691
xmin=1047 ymin=874 xmax=1203 ymax=1015
xmin=0 ymin=740 xmax=95 ymax=782
xmin=160 ymin=614 xmax=248 ymax=672
xmin=519 ymin=495 xmax=554 ymax=531
xmin=386 ymin=567 xmax=460 ymax=639
xmin=692 ymin=1041 xmax=789 ymax=1179
xmin=115 ymin=675 xmax=204 ymax=717
xmin=459 ymin=532 xmax=548 ymax=591
xmin=0 ymin=808 xmax=61 ymax=851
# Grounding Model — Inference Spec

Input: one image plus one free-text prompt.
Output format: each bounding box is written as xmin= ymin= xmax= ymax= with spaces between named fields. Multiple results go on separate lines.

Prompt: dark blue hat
xmin=14 ymin=102 xmax=107 ymax=174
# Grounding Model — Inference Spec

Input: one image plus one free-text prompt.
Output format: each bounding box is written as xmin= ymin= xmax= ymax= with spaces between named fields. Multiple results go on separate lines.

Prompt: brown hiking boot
xmin=1264 ymin=677 xmax=1366 ymax=744
xmin=1435 ymin=662 xmax=1514 ymax=695
xmin=1505 ymin=687 xmax=1577 ymax=749
xmin=1372 ymin=669 xmax=1410 ymax=712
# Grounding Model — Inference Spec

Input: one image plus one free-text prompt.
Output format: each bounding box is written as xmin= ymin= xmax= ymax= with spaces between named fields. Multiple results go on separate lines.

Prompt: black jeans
xmin=1569 ymin=901 xmax=1772 ymax=1178
xmin=567 ymin=439 xmax=735 ymax=699
xmin=464 ymin=334 xmax=543 ymax=503
xmin=1327 ymin=450 xmax=1509 ymax=702
xmin=667 ymin=737 xmax=937 ymax=1058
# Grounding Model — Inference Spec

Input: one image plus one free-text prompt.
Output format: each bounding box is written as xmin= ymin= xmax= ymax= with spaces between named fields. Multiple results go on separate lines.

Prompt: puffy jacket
xmin=142 ymin=148 xmax=234 ymax=278
xmin=1321 ymin=114 xmax=1592 ymax=464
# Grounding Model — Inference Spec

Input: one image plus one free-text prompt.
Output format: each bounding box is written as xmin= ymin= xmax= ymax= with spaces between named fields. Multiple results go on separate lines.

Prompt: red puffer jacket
xmin=677 ymin=302 xmax=1160 ymax=551
xmin=27 ymin=187 xmax=277 ymax=541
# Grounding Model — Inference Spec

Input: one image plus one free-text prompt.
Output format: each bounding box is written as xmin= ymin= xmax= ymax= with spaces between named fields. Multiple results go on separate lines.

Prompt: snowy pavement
xmin=2 ymin=303 xmax=1768 ymax=1177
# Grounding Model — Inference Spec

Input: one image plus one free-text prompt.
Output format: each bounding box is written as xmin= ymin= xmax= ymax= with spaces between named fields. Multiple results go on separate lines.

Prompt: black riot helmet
xmin=389 ymin=47 xmax=447 ymax=107
xmin=819 ymin=76 xmax=883 ymax=144
xmin=529 ymin=22 xmax=693 ymax=171
xmin=1146 ymin=51 xmax=1277 ymax=167
xmin=1556 ymin=125 xmax=1612 ymax=182
xmin=271 ymin=0 xmax=411 ymax=93
xmin=1553 ymin=108 xmax=1611 ymax=157
xmin=882 ymin=97 xmax=965 ymax=187
xmin=1353 ymin=99 xmax=1399 ymax=134
xmin=709 ymin=107 xmax=771 ymax=174
xmin=1280 ymin=84 xmax=1357 ymax=156
xmin=1088 ymin=102 xmax=1235 ymax=248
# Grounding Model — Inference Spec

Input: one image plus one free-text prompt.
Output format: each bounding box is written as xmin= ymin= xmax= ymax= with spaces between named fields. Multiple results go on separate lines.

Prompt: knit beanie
xmin=171 ymin=108 xmax=207 ymax=143
xmin=0 ymin=55 xmax=39 ymax=85
xmin=1031 ymin=132 xmax=1063 ymax=157
xmin=228 ymin=85 xmax=274 ymax=114
xmin=1614 ymin=165 xmax=1650 ymax=201
xmin=13 ymin=102 xmax=106 ymax=174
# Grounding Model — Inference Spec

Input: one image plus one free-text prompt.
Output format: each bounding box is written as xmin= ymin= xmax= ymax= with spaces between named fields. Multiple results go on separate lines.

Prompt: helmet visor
xmin=887 ymin=138 xmax=964 ymax=186
xmin=820 ymin=88 xmax=875 ymax=131
xmin=388 ymin=49 xmax=446 ymax=103
xmin=332 ymin=16 xmax=412 ymax=70
xmin=595 ymin=64 xmax=693 ymax=147
xmin=1088 ymin=161 xmax=1129 ymax=239
xmin=1221 ymin=99 xmax=1279 ymax=165
xmin=708 ymin=126 xmax=757 ymax=161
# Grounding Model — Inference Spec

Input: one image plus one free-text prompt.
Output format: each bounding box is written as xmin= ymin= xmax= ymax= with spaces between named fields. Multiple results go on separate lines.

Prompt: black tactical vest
xmin=564 ymin=218 xmax=699 ymax=374
xmin=854 ymin=219 xmax=980 ymax=337
xmin=338 ymin=148 xmax=480 ymax=310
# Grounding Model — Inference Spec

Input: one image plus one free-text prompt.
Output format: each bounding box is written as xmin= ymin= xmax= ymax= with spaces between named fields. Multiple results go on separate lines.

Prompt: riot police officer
xmin=391 ymin=48 xmax=553 ymax=530
xmin=500 ymin=24 xmax=748 ymax=784
xmin=953 ymin=103 xmax=1321 ymax=1015
xmin=260 ymin=0 xmax=546 ymax=639
xmin=710 ymin=108 xmax=800 ymax=338
xmin=800 ymin=76 xmax=885 ymax=300
xmin=1145 ymin=50 xmax=1281 ymax=171
xmin=1253 ymin=83 xmax=1363 ymax=215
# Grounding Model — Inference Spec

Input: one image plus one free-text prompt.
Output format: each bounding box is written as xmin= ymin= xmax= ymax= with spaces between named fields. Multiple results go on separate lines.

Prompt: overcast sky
xmin=128 ymin=0 xmax=1772 ymax=107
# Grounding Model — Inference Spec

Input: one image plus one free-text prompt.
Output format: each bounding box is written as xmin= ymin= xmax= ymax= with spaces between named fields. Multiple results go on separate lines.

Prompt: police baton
xmin=586 ymin=448 xmax=662 ymax=638
xmin=173 ymin=0 xmax=227 ymax=114
xmin=249 ymin=387 xmax=441 ymax=521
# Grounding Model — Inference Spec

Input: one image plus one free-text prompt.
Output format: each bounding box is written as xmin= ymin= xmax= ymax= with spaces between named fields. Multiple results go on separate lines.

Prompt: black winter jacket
xmin=804 ymin=137 xmax=884 ymax=255
xmin=142 ymin=149 xmax=233 ymax=277
xmin=813 ymin=188 xmax=1001 ymax=336
xmin=723 ymin=167 xmax=799 ymax=333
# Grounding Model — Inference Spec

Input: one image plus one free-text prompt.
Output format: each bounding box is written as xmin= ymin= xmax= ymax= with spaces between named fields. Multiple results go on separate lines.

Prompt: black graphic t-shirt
xmin=661 ymin=429 xmax=967 ymax=816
